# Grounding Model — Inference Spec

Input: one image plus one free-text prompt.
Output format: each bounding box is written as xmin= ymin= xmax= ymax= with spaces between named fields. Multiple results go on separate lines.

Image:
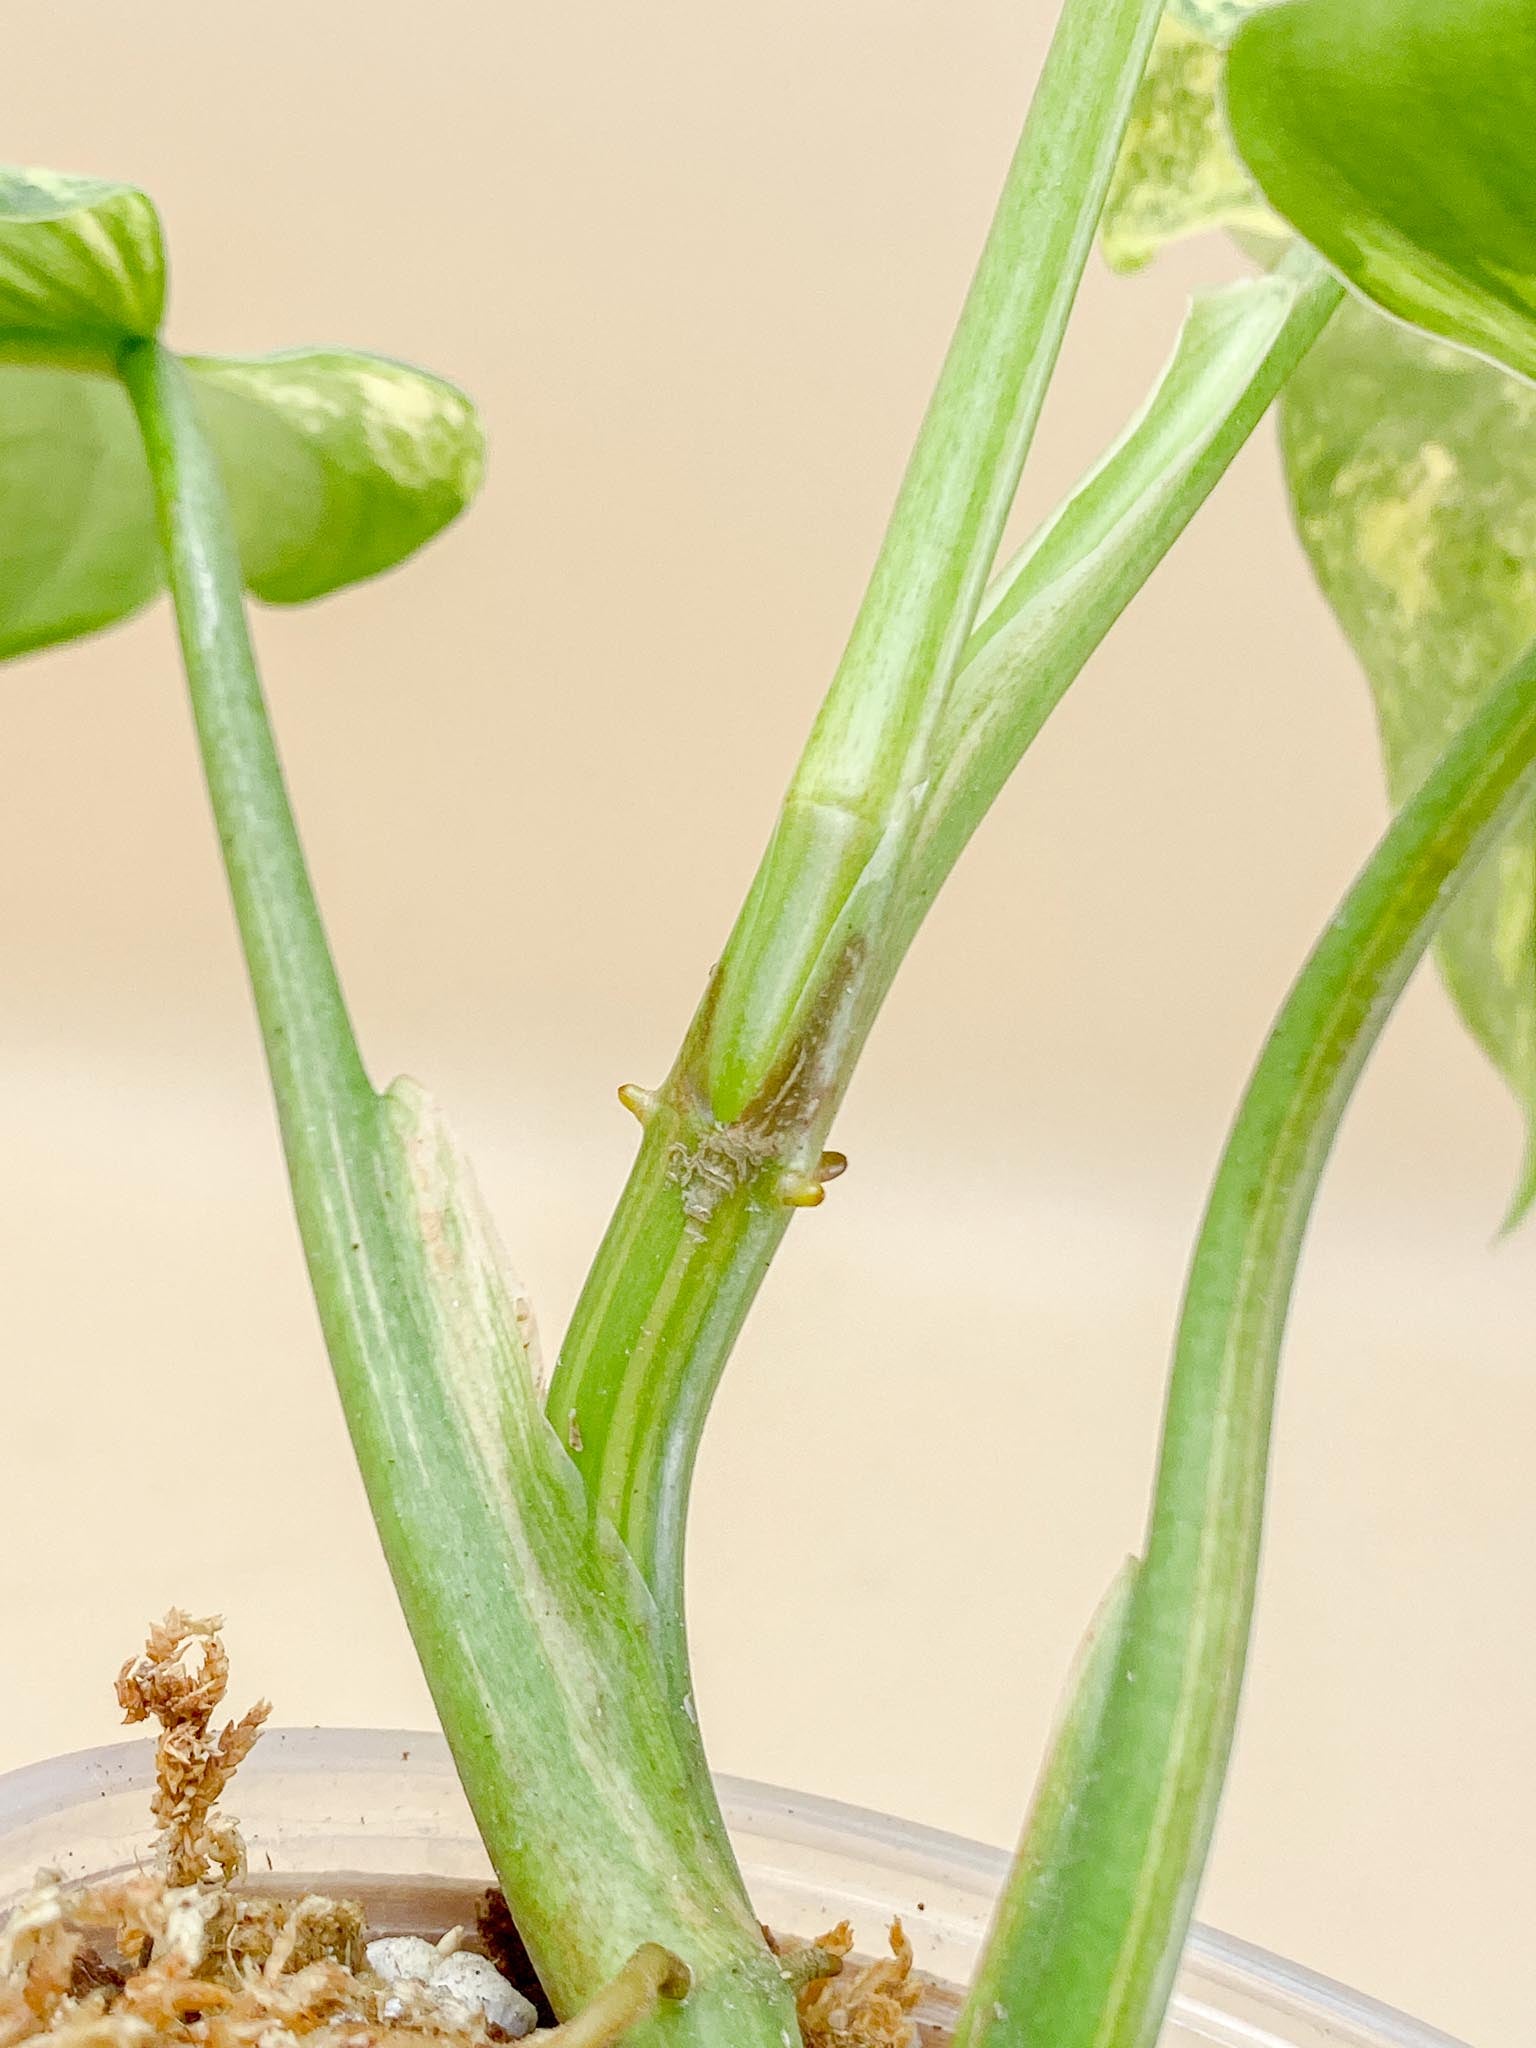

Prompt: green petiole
xmin=701 ymin=0 xmax=1168 ymax=1125
xmin=958 ymin=627 xmax=1536 ymax=2048
xmin=118 ymin=335 xmax=798 ymax=2048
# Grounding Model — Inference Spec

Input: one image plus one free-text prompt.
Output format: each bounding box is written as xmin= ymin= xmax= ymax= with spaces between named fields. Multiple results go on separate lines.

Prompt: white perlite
xmin=366 ymin=1936 xmax=440 ymax=1984
xmin=366 ymin=1935 xmax=538 ymax=2039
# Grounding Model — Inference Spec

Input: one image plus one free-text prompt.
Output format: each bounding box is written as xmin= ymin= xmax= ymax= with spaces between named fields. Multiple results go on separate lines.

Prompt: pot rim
xmin=0 ymin=1728 xmax=1469 ymax=2048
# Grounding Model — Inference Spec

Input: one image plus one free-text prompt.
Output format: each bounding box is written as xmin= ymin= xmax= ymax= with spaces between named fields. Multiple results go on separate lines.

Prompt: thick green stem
xmin=551 ymin=257 xmax=1340 ymax=1661
xmin=553 ymin=1069 xmax=794 ymax=1669
xmin=957 ymin=630 xmax=1536 ymax=2048
xmin=119 ymin=337 xmax=798 ymax=2048
xmin=554 ymin=0 xmax=1166 ymax=1611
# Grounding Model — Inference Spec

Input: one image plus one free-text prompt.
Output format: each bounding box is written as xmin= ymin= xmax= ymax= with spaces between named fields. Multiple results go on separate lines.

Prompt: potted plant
xmin=0 ymin=3 xmax=1529 ymax=2047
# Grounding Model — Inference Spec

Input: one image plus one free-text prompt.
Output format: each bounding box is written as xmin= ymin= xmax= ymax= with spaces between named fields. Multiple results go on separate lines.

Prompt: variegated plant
xmin=4 ymin=5 xmax=1533 ymax=2048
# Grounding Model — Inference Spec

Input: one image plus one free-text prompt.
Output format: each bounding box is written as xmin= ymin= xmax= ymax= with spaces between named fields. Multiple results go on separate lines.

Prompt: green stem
xmin=551 ymin=257 xmax=1339 ymax=1665
xmin=554 ymin=0 xmax=1165 ymax=1598
xmin=957 ymin=630 xmax=1536 ymax=2048
xmin=120 ymin=337 xmax=798 ymax=2048
xmin=553 ymin=1075 xmax=795 ymax=1666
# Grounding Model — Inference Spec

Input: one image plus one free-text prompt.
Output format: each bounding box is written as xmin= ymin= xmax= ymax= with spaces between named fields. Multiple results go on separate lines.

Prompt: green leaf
xmin=0 ymin=161 xmax=482 ymax=657
xmin=1165 ymin=0 xmax=1258 ymax=45
xmin=0 ymin=166 xmax=165 ymax=355
xmin=1225 ymin=0 xmax=1536 ymax=387
xmin=0 ymin=368 xmax=159 ymax=656
xmin=0 ymin=348 xmax=483 ymax=658
xmin=1102 ymin=14 xmax=1277 ymax=273
xmin=1281 ymin=296 xmax=1536 ymax=1217
xmin=187 ymin=350 xmax=485 ymax=604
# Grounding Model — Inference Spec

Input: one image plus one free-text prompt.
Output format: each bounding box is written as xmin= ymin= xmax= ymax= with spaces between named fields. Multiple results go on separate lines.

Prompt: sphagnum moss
xmin=3 ymin=1620 xmax=924 ymax=2048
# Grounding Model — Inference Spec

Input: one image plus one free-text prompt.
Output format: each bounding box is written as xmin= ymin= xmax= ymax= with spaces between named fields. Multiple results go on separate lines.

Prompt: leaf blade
xmin=1225 ymin=0 xmax=1536 ymax=386
xmin=0 ymin=166 xmax=165 ymax=352
xmin=188 ymin=348 xmax=485 ymax=603
xmin=1101 ymin=15 xmax=1276 ymax=274
xmin=1280 ymin=297 xmax=1536 ymax=1211
xmin=0 ymin=365 xmax=159 ymax=658
xmin=0 ymin=345 xmax=484 ymax=659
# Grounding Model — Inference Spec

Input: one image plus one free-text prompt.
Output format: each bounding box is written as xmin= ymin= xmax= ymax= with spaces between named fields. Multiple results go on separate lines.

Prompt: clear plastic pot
xmin=0 ymin=1728 xmax=1464 ymax=2048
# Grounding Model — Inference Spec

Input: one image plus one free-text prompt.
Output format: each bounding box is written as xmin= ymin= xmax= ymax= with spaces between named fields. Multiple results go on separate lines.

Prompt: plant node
xmin=665 ymin=1126 xmax=777 ymax=1231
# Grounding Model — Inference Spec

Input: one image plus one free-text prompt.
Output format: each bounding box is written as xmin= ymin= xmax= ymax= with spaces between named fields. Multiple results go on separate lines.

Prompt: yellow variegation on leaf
xmin=0 ymin=165 xmax=485 ymax=659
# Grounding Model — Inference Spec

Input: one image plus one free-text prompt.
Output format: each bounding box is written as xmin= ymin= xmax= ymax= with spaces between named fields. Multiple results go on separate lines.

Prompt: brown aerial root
xmin=616 ymin=1085 xmax=660 ymax=1128
xmin=774 ymin=1152 xmax=849 ymax=1210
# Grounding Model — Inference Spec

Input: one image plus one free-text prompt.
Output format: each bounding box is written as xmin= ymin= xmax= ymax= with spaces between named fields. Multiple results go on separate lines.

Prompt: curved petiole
xmin=957 ymin=629 xmax=1536 ymax=2048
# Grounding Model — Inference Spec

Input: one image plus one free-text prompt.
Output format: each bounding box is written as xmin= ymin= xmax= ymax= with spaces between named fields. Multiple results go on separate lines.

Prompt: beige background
xmin=1 ymin=5 xmax=1531 ymax=2044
